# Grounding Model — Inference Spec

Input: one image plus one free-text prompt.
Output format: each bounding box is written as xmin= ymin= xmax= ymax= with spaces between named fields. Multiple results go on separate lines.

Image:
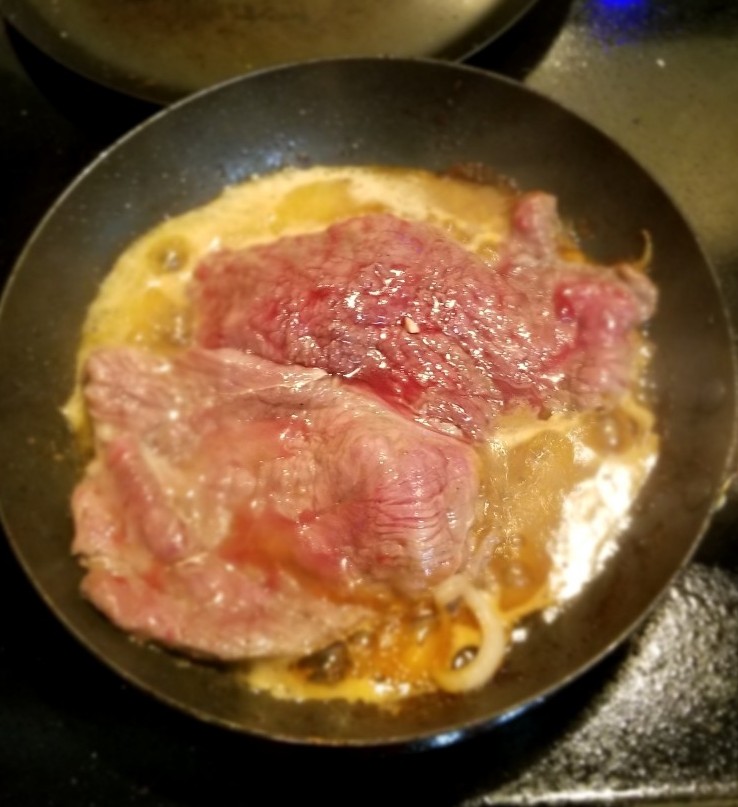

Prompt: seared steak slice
xmin=73 ymin=347 xmax=479 ymax=660
xmin=193 ymin=199 xmax=655 ymax=437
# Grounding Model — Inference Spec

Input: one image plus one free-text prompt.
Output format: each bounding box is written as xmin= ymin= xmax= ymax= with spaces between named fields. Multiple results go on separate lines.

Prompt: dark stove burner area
xmin=2 ymin=1 xmax=738 ymax=803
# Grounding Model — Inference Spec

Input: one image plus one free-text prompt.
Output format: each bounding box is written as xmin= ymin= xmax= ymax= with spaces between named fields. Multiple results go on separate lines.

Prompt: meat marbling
xmin=73 ymin=196 xmax=657 ymax=664
xmin=193 ymin=195 xmax=656 ymax=437
xmin=73 ymin=347 xmax=479 ymax=660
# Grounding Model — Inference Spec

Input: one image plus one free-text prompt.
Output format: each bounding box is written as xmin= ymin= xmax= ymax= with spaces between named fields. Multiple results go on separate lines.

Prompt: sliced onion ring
xmin=432 ymin=575 xmax=507 ymax=694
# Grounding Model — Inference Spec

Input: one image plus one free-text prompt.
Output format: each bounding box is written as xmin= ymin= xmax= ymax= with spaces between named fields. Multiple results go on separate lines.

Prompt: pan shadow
xmin=466 ymin=0 xmax=577 ymax=80
xmin=4 ymin=21 xmax=157 ymax=140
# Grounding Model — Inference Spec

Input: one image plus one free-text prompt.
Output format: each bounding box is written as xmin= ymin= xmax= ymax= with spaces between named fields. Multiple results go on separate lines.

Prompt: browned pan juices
xmin=67 ymin=164 xmax=658 ymax=704
xmin=0 ymin=61 xmax=733 ymax=747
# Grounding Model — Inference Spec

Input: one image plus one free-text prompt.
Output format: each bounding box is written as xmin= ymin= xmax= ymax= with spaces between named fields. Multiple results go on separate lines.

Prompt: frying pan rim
xmin=2 ymin=0 xmax=542 ymax=105
xmin=0 ymin=55 xmax=736 ymax=749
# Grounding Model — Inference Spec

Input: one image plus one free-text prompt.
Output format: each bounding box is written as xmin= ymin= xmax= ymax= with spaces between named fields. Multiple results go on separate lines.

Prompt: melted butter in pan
xmin=67 ymin=164 xmax=658 ymax=704
xmin=66 ymin=166 xmax=512 ymax=428
xmin=245 ymin=401 xmax=657 ymax=704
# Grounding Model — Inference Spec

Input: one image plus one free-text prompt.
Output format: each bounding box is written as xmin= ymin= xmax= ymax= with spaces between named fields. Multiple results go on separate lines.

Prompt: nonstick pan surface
xmin=0 ymin=59 xmax=734 ymax=749
xmin=3 ymin=0 xmax=540 ymax=103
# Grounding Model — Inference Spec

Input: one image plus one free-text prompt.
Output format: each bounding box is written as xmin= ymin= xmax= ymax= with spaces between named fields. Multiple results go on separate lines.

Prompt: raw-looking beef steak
xmin=72 ymin=347 xmax=479 ymax=660
xmin=193 ymin=195 xmax=656 ymax=437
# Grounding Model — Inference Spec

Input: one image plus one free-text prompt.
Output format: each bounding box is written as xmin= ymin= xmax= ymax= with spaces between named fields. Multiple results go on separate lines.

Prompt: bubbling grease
xmin=69 ymin=166 xmax=658 ymax=704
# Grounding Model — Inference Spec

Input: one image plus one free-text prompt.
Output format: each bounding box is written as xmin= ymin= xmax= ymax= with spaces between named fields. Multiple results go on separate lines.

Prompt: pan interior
xmin=3 ymin=0 xmax=539 ymax=103
xmin=0 ymin=59 xmax=734 ymax=747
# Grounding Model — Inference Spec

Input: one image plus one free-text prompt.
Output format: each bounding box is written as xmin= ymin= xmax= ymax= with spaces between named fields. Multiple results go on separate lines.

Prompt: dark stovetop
xmin=2 ymin=1 xmax=738 ymax=805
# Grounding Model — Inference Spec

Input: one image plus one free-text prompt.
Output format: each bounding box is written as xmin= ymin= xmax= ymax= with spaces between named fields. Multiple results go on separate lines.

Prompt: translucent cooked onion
xmin=70 ymin=163 xmax=660 ymax=706
xmin=432 ymin=575 xmax=507 ymax=693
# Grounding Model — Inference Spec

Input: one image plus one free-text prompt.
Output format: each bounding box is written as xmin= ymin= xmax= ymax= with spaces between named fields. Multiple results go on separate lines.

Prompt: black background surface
xmin=2 ymin=1 xmax=738 ymax=804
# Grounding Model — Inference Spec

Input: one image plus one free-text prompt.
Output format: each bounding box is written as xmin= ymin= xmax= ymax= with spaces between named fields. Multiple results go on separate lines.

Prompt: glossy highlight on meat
xmin=193 ymin=195 xmax=655 ymax=437
xmin=73 ymin=347 xmax=479 ymax=659
xmin=68 ymin=165 xmax=659 ymax=701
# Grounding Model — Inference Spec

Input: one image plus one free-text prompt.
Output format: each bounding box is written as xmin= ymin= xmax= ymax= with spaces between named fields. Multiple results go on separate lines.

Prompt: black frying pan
xmin=0 ymin=59 xmax=734 ymax=749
